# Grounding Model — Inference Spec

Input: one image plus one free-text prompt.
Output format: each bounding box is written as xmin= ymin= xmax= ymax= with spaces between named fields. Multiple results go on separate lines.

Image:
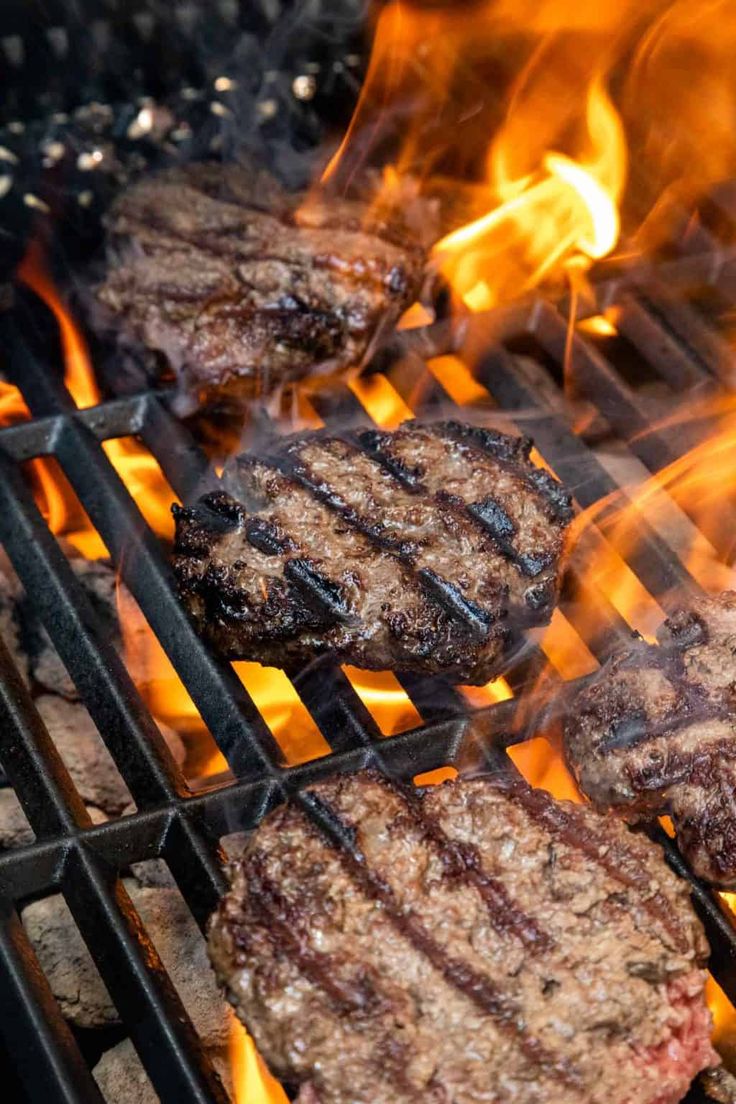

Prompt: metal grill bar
xmin=0 ymin=899 xmax=103 ymax=1104
xmin=0 ymin=263 xmax=733 ymax=1104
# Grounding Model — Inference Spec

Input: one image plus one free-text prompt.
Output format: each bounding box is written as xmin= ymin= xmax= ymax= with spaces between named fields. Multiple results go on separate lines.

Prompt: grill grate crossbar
xmin=0 ymin=252 xmax=734 ymax=1102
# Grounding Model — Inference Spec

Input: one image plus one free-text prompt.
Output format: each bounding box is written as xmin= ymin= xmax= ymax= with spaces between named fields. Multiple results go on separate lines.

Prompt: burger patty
xmin=565 ymin=590 xmax=736 ymax=887
xmin=171 ymin=419 xmax=572 ymax=683
xmin=96 ymin=161 xmax=426 ymax=402
xmin=208 ymin=770 xmax=716 ymax=1104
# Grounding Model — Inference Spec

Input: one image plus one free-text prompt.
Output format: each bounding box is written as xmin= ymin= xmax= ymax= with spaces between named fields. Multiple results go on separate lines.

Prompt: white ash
xmin=0 ymin=548 xmax=124 ymax=700
xmin=19 ymin=554 xmax=122 ymax=701
xmin=33 ymin=695 xmax=185 ymax=817
xmin=93 ymin=1036 xmax=233 ymax=1104
xmin=23 ymin=880 xmax=230 ymax=1043
xmin=0 ymin=788 xmax=35 ymax=850
xmin=0 ymin=790 xmax=108 ymax=850
xmin=22 ymin=893 xmax=119 ymax=1030
xmin=133 ymin=885 xmax=230 ymax=1049
xmin=128 ymin=858 xmax=177 ymax=890
xmin=0 ymin=550 xmax=28 ymax=680
xmin=0 ymin=697 xmax=184 ymax=845
xmin=34 ymin=696 xmax=134 ymax=816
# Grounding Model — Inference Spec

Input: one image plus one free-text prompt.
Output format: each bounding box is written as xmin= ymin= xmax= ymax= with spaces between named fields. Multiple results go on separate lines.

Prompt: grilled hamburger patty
xmin=565 ymin=591 xmax=736 ymax=887
xmin=172 ymin=420 xmax=572 ymax=682
xmin=96 ymin=162 xmax=426 ymax=401
xmin=208 ymin=770 xmax=716 ymax=1104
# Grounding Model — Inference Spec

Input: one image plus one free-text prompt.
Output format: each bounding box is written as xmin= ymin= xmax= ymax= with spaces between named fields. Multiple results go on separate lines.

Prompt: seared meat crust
xmin=96 ymin=162 xmax=426 ymax=401
xmin=208 ymin=770 xmax=715 ymax=1104
xmin=172 ymin=420 xmax=572 ymax=682
xmin=565 ymin=591 xmax=736 ymax=886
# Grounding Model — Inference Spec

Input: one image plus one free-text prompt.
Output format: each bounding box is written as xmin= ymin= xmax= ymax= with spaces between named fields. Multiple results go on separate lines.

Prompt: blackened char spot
xmin=599 ymin=710 xmax=649 ymax=752
xmin=196 ymin=491 xmax=246 ymax=532
xmin=664 ymin=610 xmax=709 ymax=649
xmin=284 ymin=559 xmax=356 ymax=625
xmin=469 ymin=498 xmax=553 ymax=579
xmin=245 ymin=517 xmax=292 ymax=556
xmin=527 ymin=469 xmax=574 ymax=524
xmin=523 ymin=580 xmax=555 ymax=611
xmin=517 ymin=551 xmax=555 ymax=578
xmin=470 ymin=497 xmax=516 ymax=541
xmin=354 ymin=428 xmax=423 ymax=488
xmin=440 ymin=420 xmax=533 ymax=463
xmin=418 ymin=567 xmax=493 ymax=642
xmin=385 ymin=265 xmax=409 ymax=296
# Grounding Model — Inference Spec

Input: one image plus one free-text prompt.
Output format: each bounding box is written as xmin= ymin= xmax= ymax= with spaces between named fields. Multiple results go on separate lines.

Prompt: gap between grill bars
xmin=0 ymin=248 xmax=735 ymax=1103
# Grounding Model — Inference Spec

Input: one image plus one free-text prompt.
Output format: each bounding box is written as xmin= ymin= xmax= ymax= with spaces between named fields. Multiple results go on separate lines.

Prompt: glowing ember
xmin=578 ymin=311 xmax=618 ymax=337
xmin=229 ymin=1020 xmax=287 ymax=1104
xmin=343 ymin=666 xmax=423 ymax=736
xmin=0 ymin=381 xmax=29 ymax=426
xmin=459 ymin=675 xmax=513 ymax=711
xmin=234 ymin=662 xmax=330 ymax=764
xmin=414 ymin=765 xmax=458 ymax=786
xmin=426 ymin=355 xmax=490 ymax=406
xmin=347 ymin=373 xmax=413 ymax=428
xmin=509 ymin=736 xmax=582 ymax=803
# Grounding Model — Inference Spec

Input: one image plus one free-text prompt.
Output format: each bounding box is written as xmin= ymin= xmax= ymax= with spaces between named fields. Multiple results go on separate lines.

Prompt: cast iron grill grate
xmin=1 ymin=210 xmax=736 ymax=1102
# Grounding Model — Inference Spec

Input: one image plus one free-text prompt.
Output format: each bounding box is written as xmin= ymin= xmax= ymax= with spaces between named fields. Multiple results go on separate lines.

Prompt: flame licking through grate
xmin=14 ymin=249 xmax=736 ymax=1091
xmin=9 ymin=0 xmax=736 ymax=1096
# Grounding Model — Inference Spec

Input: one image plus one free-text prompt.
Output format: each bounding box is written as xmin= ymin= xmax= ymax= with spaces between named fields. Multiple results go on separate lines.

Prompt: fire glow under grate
xmin=1 ymin=215 xmax=736 ymax=1101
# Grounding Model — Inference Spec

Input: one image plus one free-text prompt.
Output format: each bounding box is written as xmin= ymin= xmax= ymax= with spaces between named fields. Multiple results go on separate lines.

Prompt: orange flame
xmin=319 ymin=0 xmax=736 ymax=321
xmin=0 ymin=381 xmax=29 ymax=426
xmin=18 ymin=248 xmax=177 ymax=546
xmin=229 ymin=1020 xmax=287 ymax=1104
xmin=435 ymin=77 xmax=626 ymax=311
xmin=19 ymin=0 xmax=736 ymax=1057
xmin=347 ymin=374 xmax=413 ymax=428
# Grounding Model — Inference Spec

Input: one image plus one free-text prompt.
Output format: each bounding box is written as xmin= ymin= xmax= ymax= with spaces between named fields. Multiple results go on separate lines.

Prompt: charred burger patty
xmin=172 ymin=419 xmax=572 ymax=683
xmin=208 ymin=770 xmax=715 ymax=1104
xmin=96 ymin=162 xmax=426 ymax=401
xmin=565 ymin=590 xmax=736 ymax=887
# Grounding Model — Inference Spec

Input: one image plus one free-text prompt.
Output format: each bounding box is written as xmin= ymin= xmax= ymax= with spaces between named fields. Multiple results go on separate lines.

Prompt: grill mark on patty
xmin=119 ymin=205 xmax=414 ymax=295
xmin=375 ymin=775 xmax=554 ymax=954
xmin=590 ymin=642 xmax=723 ymax=756
xmin=437 ymin=421 xmax=574 ymax=525
xmin=245 ymin=854 xmax=381 ymax=1013
xmin=300 ymin=790 xmax=582 ymax=1090
xmin=224 ymin=457 xmax=496 ymax=669
xmin=275 ymin=427 xmax=556 ymax=630
xmin=241 ymin=447 xmax=498 ymax=642
xmin=676 ymin=776 xmax=736 ymax=881
xmin=174 ymin=419 xmax=570 ymax=680
xmin=598 ymin=700 xmax=726 ymax=754
xmin=624 ymin=736 xmax=736 ymax=793
xmin=565 ymin=593 xmax=736 ymax=888
xmin=502 ymin=778 xmax=689 ymax=953
xmin=350 ymin=429 xmax=555 ymax=581
xmin=353 ymin=422 xmax=569 ymax=599
xmin=178 ymin=462 xmax=509 ymax=677
xmin=243 ymin=854 xmax=426 ymax=1104
xmin=236 ymin=456 xmax=478 ymax=630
